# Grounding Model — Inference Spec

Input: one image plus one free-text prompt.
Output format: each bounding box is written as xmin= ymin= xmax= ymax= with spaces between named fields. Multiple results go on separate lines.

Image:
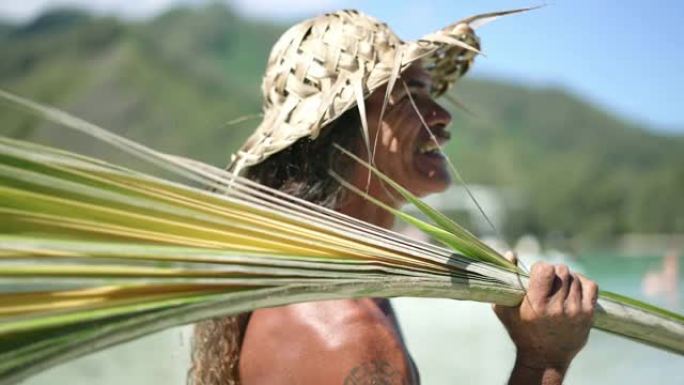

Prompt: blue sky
xmin=2 ymin=0 xmax=682 ymax=133
xmin=352 ymin=1 xmax=684 ymax=133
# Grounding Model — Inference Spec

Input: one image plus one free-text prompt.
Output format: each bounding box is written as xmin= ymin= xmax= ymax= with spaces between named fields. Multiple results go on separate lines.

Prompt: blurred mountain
xmin=1 ymin=4 xmax=682 ymax=249
xmin=0 ymin=5 xmax=279 ymax=165
xmin=450 ymin=81 xmax=684 ymax=246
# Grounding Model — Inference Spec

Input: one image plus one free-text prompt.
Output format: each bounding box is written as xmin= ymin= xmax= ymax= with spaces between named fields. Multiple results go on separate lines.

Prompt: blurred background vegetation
xmin=1 ymin=4 xmax=683 ymax=253
xmin=2 ymin=5 xmax=682 ymax=385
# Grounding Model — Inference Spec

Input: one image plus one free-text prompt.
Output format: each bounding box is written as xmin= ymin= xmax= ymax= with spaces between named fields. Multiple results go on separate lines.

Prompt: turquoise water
xmin=22 ymin=254 xmax=683 ymax=385
xmin=580 ymin=253 xmax=683 ymax=310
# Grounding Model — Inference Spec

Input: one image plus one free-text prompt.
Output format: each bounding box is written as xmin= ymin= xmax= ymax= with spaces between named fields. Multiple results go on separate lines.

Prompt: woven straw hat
xmin=230 ymin=8 xmax=529 ymax=173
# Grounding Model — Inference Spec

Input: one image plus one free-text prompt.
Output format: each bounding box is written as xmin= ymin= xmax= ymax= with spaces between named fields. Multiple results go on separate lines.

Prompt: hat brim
xmin=230 ymin=7 xmax=534 ymax=174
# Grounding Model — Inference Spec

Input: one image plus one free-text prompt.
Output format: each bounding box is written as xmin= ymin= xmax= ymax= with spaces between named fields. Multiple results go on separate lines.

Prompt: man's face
xmin=355 ymin=63 xmax=453 ymax=199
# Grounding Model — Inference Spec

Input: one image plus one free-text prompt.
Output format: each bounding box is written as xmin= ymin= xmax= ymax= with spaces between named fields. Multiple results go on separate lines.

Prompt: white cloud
xmin=0 ymin=0 xmax=343 ymax=22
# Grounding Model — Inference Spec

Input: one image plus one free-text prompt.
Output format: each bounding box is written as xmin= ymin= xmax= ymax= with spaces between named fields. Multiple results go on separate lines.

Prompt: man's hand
xmin=494 ymin=255 xmax=598 ymax=384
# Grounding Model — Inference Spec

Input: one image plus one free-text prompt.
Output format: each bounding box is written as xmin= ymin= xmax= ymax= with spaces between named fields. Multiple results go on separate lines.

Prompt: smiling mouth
xmin=412 ymin=123 xmax=452 ymax=183
xmin=417 ymin=140 xmax=444 ymax=156
xmin=416 ymin=124 xmax=451 ymax=157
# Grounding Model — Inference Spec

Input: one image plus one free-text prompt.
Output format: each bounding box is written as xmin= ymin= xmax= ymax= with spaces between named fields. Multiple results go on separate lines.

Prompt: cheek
xmin=375 ymin=122 xmax=404 ymax=164
xmin=369 ymin=102 xmax=418 ymax=178
xmin=381 ymin=108 xmax=413 ymax=147
xmin=388 ymin=136 xmax=400 ymax=153
xmin=374 ymin=136 xmax=412 ymax=184
xmin=379 ymin=124 xmax=393 ymax=148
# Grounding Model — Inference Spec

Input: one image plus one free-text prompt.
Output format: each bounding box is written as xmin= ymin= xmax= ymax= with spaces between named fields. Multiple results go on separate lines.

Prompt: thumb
xmin=504 ymin=250 xmax=518 ymax=266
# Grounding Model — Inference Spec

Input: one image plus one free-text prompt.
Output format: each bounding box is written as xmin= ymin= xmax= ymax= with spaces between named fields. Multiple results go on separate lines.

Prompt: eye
xmin=400 ymin=89 xmax=426 ymax=104
xmin=406 ymin=78 xmax=429 ymax=90
xmin=389 ymin=88 xmax=409 ymax=105
xmin=404 ymin=79 xmax=431 ymax=97
xmin=390 ymin=78 xmax=430 ymax=104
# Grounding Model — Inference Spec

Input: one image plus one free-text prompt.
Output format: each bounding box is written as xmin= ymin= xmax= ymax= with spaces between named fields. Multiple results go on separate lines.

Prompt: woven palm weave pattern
xmin=231 ymin=9 xmax=482 ymax=171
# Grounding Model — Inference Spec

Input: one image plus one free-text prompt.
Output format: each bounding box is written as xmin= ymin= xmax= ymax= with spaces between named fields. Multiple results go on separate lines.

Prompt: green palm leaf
xmin=0 ymin=89 xmax=682 ymax=385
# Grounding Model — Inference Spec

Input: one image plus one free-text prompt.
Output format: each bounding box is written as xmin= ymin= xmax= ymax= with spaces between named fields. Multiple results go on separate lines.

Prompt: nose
xmin=425 ymin=98 xmax=452 ymax=129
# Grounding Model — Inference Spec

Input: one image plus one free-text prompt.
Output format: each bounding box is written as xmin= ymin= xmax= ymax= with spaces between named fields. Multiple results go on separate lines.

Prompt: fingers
xmin=528 ymin=263 xmax=592 ymax=311
xmin=520 ymin=262 xmax=599 ymax=320
xmin=565 ymin=273 xmax=582 ymax=317
xmin=577 ymin=274 xmax=599 ymax=314
xmin=548 ymin=264 xmax=571 ymax=314
xmin=555 ymin=265 xmax=572 ymax=297
xmin=527 ymin=262 xmax=555 ymax=307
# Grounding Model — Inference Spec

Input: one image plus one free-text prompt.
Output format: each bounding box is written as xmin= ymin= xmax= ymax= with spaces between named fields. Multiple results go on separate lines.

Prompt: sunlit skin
xmin=337 ymin=64 xmax=452 ymax=228
xmin=240 ymin=64 xmax=598 ymax=385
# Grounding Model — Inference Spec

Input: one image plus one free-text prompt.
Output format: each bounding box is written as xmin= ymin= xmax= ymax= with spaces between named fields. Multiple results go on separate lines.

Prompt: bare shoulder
xmin=239 ymin=299 xmax=416 ymax=385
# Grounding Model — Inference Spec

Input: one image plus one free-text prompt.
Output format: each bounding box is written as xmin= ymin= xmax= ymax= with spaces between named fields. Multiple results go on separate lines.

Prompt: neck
xmin=337 ymin=196 xmax=396 ymax=229
xmin=336 ymin=176 xmax=403 ymax=229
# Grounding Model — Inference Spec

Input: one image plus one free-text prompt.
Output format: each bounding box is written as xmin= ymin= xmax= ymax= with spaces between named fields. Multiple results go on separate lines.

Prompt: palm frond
xmin=0 ymin=90 xmax=682 ymax=385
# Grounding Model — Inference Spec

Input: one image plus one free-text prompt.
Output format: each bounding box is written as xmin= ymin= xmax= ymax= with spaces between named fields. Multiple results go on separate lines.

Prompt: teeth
xmin=418 ymin=142 xmax=441 ymax=154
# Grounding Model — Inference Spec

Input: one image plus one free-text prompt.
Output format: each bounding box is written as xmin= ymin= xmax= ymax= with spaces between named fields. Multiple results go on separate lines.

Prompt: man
xmin=193 ymin=9 xmax=597 ymax=385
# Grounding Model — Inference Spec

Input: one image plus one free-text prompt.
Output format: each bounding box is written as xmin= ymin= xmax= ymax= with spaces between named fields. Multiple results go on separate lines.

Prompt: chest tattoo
xmin=343 ymin=360 xmax=407 ymax=385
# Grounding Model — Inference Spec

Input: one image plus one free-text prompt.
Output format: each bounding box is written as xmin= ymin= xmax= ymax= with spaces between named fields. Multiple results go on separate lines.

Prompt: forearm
xmin=507 ymin=357 xmax=568 ymax=385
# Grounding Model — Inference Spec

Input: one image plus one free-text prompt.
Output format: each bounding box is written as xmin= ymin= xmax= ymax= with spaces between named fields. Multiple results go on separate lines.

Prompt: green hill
xmin=449 ymin=80 xmax=684 ymax=243
xmin=1 ymin=5 xmax=682 ymax=249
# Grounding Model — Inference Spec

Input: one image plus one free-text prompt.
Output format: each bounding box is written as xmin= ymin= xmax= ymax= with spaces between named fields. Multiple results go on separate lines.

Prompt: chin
xmin=410 ymin=171 xmax=451 ymax=197
xmin=410 ymin=150 xmax=452 ymax=196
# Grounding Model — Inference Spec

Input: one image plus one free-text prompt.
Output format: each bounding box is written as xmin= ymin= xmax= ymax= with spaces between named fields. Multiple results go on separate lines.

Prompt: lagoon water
xmin=22 ymin=255 xmax=683 ymax=385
